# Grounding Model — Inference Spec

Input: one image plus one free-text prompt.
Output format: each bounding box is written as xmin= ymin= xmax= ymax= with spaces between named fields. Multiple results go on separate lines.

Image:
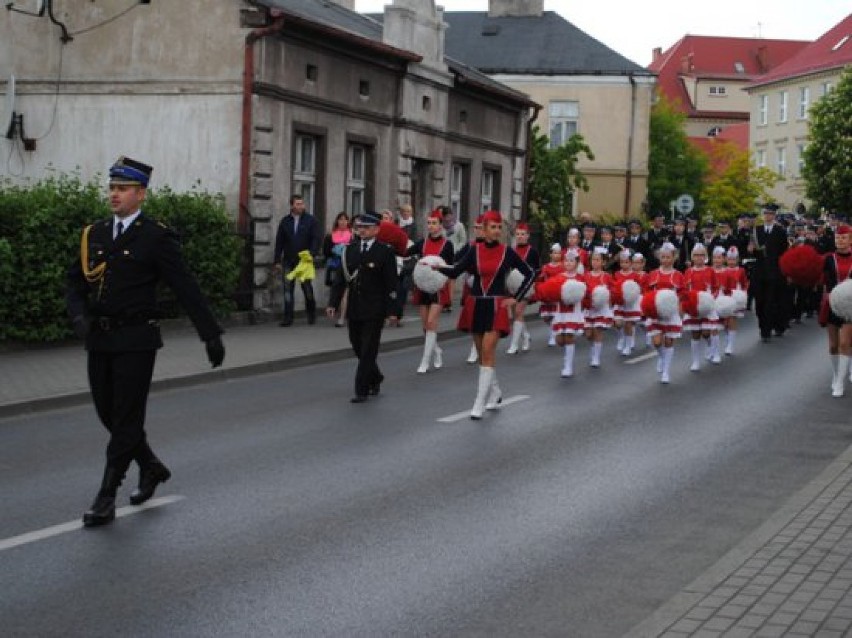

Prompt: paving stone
xmin=669 ymin=618 xmax=703 ymax=633
xmin=685 ymin=606 xmax=718 ymax=621
xmin=789 ymin=620 xmax=820 ymax=634
xmin=735 ymin=613 xmax=768 ymax=629
xmin=716 ymin=604 xmax=750 ymax=619
xmin=822 ymin=615 xmax=852 ymax=631
xmin=702 ymin=616 xmax=735 ymax=632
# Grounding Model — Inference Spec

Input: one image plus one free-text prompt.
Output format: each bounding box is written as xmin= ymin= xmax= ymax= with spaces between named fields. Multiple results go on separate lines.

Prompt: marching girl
xmin=645 ymin=242 xmax=684 ymax=383
xmin=613 ymin=249 xmax=644 ymax=356
xmin=631 ymin=252 xmax=652 ymax=348
xmin=823 ymin=224 xmax=852 ymax=397
xmin=723 ymin=246 xmax=748 ymax=355
xmin=459 ymin=215 xmax=485 ymax=364
xmin=583 ymin=247 xmax=615 ymax=368
xmin=564 ymin=227 xmax=588 ymax=272
xmin=539 ymin=243 xmax=569 ymax=347
xmin=683 ymin=244 xmax=720 ymax=370
xmin=507 ymin=222 xmax=541 ymax=354
xmin=551 ymin=249 xmax=586 ymax=377
xmin=409 ymin=210 xmax=455 ymax=374
xmin=435 ymin=210 xmax=535 ymax=419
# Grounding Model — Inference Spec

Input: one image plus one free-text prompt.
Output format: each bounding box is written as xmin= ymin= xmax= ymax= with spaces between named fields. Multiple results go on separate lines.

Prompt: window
xmin=708 ymin=126 xmax=723 ymax=137
xmin=756 ymin=148 xmax=767 ymax=169
xmin=778 ymin=91 xmax=788 ymax=123
xmin=422 ymin=95 xmax=431 ymax=111
xmin=346 ymin=144 xmax=368 ymax=216
xmin=359 ymin=80 xmax=370 ymax=98
xmin=709 ymin=86 xmax=727 ymax=96
xmin=821 ymin=82 xmax=833 ymax=97
xmin=776 ymin=146 xmax=786 ymax=176
xmin=796 ymin=143 xmax=806 ymax=176
xmin=758 ymin=95 xmax=768 ymax=125
xmin=480 ymin=168 xmax=500 ymax=213
xmin=450 ymin=163 xmax=470 ymax=223
xmin=306 ymin=64 xmax=318 ymax=81
xmin=549 ymin=101 xmax=579 ymax=148
xmin=798 ymin=87 xmax=810 ymax=119
xmin=293 ymin=134 xmax=318 ymax=214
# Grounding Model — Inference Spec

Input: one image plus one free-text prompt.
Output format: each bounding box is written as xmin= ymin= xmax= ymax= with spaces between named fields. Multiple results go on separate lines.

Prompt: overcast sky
xmin=355 ymin=1 xmax=849 ymax=67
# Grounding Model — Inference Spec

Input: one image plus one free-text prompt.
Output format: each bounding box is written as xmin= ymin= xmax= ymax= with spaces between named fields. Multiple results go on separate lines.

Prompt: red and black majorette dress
xmin=613 ymin=269 xmax=644 ymax=323
xmin=683 ymin=266 xmax=720 ymax=331
xmin=551 ymin=271 xmax=586 ymax=335
xmin=441 ymin=240 xmax=535 ymax=337
xmin=645 ymin=267 xmax=684 ymax=338
xmin=538 ymin=261 xmax=567 ymax=319
xmin=514 ymin=242 xmax=541 ymax=302
xmin=583 ymin=270 xmax=614 ymax=329
xmin=823 ymin=250 xmax=852 ymax=327
xmin=456 ymin=239 xmax=482 ymax=330
xmin=410 ymin=234 xmax=455 ymax=306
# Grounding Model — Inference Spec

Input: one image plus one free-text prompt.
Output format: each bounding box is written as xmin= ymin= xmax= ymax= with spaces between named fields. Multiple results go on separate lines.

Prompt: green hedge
xmin=0 ymin=174 xmax=242 ymax=343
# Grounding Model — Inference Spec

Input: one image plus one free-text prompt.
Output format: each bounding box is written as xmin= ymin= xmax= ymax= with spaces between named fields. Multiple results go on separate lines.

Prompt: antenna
xmin=3 ymin=75 xmax=16 ymax=139
xmin=5 ymin=1 xmax=46 ymax=17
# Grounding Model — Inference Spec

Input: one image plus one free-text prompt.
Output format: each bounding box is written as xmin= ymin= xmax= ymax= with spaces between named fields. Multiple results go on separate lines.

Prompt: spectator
xmin=322 ymin=212 xmax=353 ymax=327
xmin=273 ymin=195 xmax=322 ymax=326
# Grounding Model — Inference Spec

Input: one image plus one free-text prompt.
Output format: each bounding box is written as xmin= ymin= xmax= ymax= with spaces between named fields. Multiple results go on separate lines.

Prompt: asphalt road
xmin=1 ymin=317 xmax=849 ymax=637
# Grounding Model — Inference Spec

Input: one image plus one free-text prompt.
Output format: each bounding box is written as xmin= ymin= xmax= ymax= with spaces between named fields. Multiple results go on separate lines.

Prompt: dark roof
xmin=259 ymin=0 xmax=535 ymax=106
xmin=439 ymin=11 xmax=652 ymax=76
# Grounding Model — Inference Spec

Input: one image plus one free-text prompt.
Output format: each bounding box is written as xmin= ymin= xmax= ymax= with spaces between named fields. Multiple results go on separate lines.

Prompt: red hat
xmin=481 ymin=210 xmax=502 ymax=225
xmin=837 ymin=224 xmax=852 ymax=235
xmin=428 ymin=209 xmax=443 ymax=221
xmin=515 ymin=222 xmax=529 ymax=232
xmin=474 ymin=214 xmax=485 ymax=225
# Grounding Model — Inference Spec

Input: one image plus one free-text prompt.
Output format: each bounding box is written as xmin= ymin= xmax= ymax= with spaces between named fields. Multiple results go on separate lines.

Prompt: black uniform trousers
xmin=87 ymin=349 xmax=158 ymax=473
xmin=348 ymin=317 xmax=385 ymax=397
xmin=753 ymin=276 xmax=791 ymax=337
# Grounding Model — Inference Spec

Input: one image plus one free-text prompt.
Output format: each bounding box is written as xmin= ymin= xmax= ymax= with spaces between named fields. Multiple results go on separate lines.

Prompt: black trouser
xmin=348 ymin=317 xmax=384 ymax=396
xmin=754 ymin=277 xmax=791 ymax=337
xmin=87 ymin=350 xmax=158 ymax=485
xmin=282 ymin=266 xmax=316 ymax=321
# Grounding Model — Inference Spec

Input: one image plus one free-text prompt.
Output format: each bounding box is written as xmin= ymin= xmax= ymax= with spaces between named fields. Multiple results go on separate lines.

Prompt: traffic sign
xmin=675 ymin=194 xmax=694 ymax=214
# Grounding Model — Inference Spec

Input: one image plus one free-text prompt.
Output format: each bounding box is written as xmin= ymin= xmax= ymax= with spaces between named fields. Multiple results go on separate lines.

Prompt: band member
xmin=749 ymin=203 xmax=790 ymax=341
xmin=435 ymin=211 xmax=534 ymax=419
xmin=564 ymin=227 xmax=588 ymax=272
xmin=459 ymin=215 xmax=485 ymax=363
xmin=822 ymin=224 xmax=852 ymax=397
xmin=683 ymin=244 xmax=720 ymax=370
xmin=624 ymin=218 xmax=650 ymax=259
xmin=645 ymin=243 xmax=684 ymax=383
xmin=596 ymin=226 xmax=621 ymax=273
xmin=409 ymin=210 xmax=455 ymax=373
xmin=583 ymin=248 xmax=614 ymax=367
xmin=669 ymin=217 xmax=694 ymax=271
xmin=613 ymin=249 xmax=644 ymax=356
xmin=551 ymin=250 xmax=585 ymax=377
xmin=540 ymin=243 xmax=568 ymax=347
xmin=506 ymin=222 xmax=541 ymax=354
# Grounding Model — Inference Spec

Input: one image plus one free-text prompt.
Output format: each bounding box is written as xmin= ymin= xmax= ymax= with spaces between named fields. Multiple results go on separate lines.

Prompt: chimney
xmin=383 ymin=0 xmax=447 ymax=72
xmin=756 ymin=46 xmax=769 ymax=73
xmin=652 ymin=47 xmax=663 ymax=63
xmin=488 ymin=0 xmax=544 ymax=18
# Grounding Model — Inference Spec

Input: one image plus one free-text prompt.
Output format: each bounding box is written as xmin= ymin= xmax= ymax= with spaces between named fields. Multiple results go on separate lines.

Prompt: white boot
xmin=590 ymin=341 xmax=602 ymax=367
xmin=486 ymin=371 xmax=503 ymax=410
xmin=622 ymin=333 xmax=634 ymax=356
xmin=661 ymin=346 xmax=674 ymax=384
xmin=656 ymin=346 xmax=663 ymax=373
xmin=433 ymin=343 xmax=443 ymax=369
xmin=561 ymin=343 xmax=575 ymax=377
xmin=418 ymin=331 xmax=436 ymax=374
xmin=725 ymin=331 xmax=736 ymax=355
xmin=616 ymin=329 xmax=625 ymax=352
xmin=466 ymin=343 xmax=478 ymax=364
xmin=470 ymin=366 xmax=494 ymax=420
xmin=704 ymin=338 xmax=713 ymax=361
xmin=506 ymin=321 xmax=523 ymax=354
xmin=710 ymin=334 xmax=721 ymax=364
xmin=690 ymin=340 xmax=702 ymax=372
xmin=548 ymin=327 xmax=557 ymax=347
xmin=833 ymin=355 xmax=849 ymax=398
xmin=521 ymin=327 xmax=531 ymax=351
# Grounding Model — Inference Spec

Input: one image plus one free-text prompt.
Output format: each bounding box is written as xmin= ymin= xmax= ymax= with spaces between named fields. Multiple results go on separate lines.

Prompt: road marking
xmin=438 ymin=394 xmax=531 ymax=423
xmin=0 ymin=495 xmax=185 ymax=552
xmin=625 ymin=351 xmax=658 ymax=365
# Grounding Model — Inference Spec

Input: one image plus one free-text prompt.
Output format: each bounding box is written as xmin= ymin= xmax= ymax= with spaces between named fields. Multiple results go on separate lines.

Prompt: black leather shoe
xmin=307 ymin=313 xmax=316 ymax=325
xmin=130 ymin=463 xmax=171 ymax=505
xmin=368 ymin=384 xmax=380 ymax=396
xmin=279 ymin=318 xmax=293 ymax=327
xmin=83 ymin=495 xmax=116 ymax=527
xmin=350 ymin=395 xmax=368 ymax=403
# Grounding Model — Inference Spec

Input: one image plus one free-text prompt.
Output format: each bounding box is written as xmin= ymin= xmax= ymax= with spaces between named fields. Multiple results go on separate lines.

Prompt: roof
xmin=371 ymin=10 xmax=652 ymax=76
xmin=748 ymin=13 xmax=852 ymax=88
xmin=259 ymin=0 xmax=535 ymax=106
xmin=649 ymin=35 xmax=808 ymax=116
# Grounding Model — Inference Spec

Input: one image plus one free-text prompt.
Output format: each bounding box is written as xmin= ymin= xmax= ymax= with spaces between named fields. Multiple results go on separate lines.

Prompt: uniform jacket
xmin=66 ymin=214 xmax=222 ymax=352
xmin=274 ymin=212 xmax=322 ymax=268
xmin=340 ymin=239 xmax=399 ymax=321
xmin=751 ymin=223 xmax=789 ymax=281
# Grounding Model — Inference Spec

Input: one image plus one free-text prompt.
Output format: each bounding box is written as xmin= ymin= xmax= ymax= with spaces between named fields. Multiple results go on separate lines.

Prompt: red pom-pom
xmin=534 ymin=273 xmax=567 ymax=303
xmin=377 ymin=220 xmax=409 ymax=256
xmin=641 ymin=291 xmax=658 ymax=319
xmin=780 ymin=244 xmax=823 ymax=287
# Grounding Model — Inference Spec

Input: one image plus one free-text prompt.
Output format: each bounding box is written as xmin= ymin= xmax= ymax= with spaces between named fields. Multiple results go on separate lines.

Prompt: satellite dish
xmin=3 ymin=75 xmax=16 ymax=140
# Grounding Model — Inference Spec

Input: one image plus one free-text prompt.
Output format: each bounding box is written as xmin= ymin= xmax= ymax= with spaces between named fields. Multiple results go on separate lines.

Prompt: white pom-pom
xmin=591 ymin=285 xmax=610 ymax=310
xmin=561 ymin=279 xmax=586 ymax=306
xmin=621 ymin=279 xmax=641 ymax=305
xmin=732 ymin=289 xmax=747 ymax=311
xmin=830 ymin=280 xmax=852 ymax=322
xmin=655 ymin=289 xmax=678 ymax=320
xmin=412 ymin=255 xmax=448 ymax=294
xmin=506 ymin=269 xmax=533 ymax=299
xmin=715 ymin=294 xmax=737 ymax=318
xmin=697 ymin=291 xmax=715 ymax=318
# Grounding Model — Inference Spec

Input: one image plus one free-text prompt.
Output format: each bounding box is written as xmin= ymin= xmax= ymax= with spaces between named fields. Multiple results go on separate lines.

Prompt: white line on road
xmin=438 ymin=395 xmax=531 ymax=423
xmin=625 ymin=351 xmax=658 ymax=365
xmin=0 ymin=495 xmax=185 ymax=552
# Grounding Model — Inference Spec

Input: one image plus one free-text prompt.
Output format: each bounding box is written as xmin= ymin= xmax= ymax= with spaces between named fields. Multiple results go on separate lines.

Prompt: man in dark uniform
xmin=645 ymin=212 xmax=669 ymax=270
xmin=273 ymin=194 xmax=322 ymax=326
xmin=736 ymin=213 xmax=757 ymax=310
xmin=66 ymin=157 xmax=225 ymax=527
xmin=597 ymin=225 xmax=620 ymax=272
xmin=580 ymin=222 xmax=597 ymax=251
xmin=623 ymin=218 xmax=650 ymax=260
xmin=710 ymin=220 xmax=737 ymax=253
xmin=669 ymin=216 xmax=694 ymax=271
xmin=748 ymin=203 xmax=791 ymax=342
xmin=327 ymin=211 xmax=399 ymax=403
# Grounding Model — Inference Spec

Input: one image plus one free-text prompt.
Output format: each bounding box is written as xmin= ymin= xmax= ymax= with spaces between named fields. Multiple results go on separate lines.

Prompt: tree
xmin=803 ymin=67 xmax=852 ymax=214
xmin=527 ymin=125 xmax=594 ymax=244
xmin=701 ymin=141 xmax=779 ymax=222
xmin=647 ymin=96 xmax=708 ymax=217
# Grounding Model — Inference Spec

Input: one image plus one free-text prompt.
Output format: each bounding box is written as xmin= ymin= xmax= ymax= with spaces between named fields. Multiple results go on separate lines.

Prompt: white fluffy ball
xmin=506 ymin=269 xmax=533 ymax=300
xmin=413 ymin=256 xmax=448 ymax=294
xmin=732 ymin=289 xmax=747 ymax=311
xmin=561 ymin=279 xmax=587 ymax=306
xmin=655 ymin=289 xmax=679 ymax=320
xmin=830 ymin=280 xmax=852 ymax=322
xmin=621 ymin=279 xmax=641 ymax=305
xmin=697 ymin=291 xmax=715 ymax=318
xmin=591 ymin=285 xmax=611 ymax=310
xmin=715 ymin=294 xmax=737 ymax=319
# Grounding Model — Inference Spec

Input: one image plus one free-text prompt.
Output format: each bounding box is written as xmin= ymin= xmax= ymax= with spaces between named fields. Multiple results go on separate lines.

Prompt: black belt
xmin=94 ymin=316 xmax=158 ymax=332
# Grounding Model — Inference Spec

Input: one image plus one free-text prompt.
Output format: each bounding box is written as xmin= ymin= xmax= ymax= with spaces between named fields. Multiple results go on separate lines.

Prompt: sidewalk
xmin=0 ymin=308 xmax=468 ymax=418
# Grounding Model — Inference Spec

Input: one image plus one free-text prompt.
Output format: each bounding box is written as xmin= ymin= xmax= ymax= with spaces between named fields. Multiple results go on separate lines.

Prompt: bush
xmin=0 ymin=173 xmax=241 ymax=342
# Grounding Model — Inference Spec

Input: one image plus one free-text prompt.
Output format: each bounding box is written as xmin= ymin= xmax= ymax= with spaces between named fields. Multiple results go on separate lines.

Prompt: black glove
xmin=71 ymin=315 xmax=90 ymax=340
xmin=205 ymin=336 xmax=225 ymax=368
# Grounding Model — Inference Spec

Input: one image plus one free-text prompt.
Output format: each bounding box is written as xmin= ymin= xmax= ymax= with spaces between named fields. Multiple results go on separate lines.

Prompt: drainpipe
xmin=522 ymin=102 xmax=542 ymax=220
xmin=624 ymin=73 xmax=637 ymax=219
